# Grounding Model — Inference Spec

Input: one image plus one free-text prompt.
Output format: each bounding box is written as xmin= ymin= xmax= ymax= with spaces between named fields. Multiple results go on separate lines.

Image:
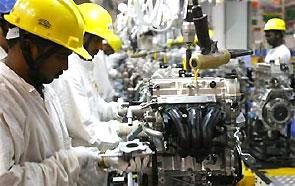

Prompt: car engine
xmin=245 ymin=62 xmax=295 ymax=168
xmin=123 ymin=76 xmax=245 ymax=185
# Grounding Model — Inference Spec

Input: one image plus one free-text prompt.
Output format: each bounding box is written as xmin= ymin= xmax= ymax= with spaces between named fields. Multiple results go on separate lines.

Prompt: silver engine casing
xmin=250 ymin=63 xmax=294 ymax=131
xmin=246 ymin=62 xmax=295 ymax=167
xmin=140 ymin=77 xmax=243 ymax=185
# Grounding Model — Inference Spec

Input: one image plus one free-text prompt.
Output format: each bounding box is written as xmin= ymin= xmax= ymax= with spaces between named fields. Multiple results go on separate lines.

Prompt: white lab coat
xmin=51 ymin=53 xmax=121 ymax=150
xmin=265 ymin=44 xmax=291 ymax=64
xmin=0 ymin=62 xmax=80 ymax=185
xmin=93 ymin=51 xmax=115 ymax=102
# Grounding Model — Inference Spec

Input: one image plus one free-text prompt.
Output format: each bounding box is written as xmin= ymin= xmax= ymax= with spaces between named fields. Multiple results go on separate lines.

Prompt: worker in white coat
xmin=0 ymin=0 xmax=133 ymax=185
xmin=93 ymin=35 xmax=122 ymax=102
xmin=264 ymin=18 xmax=291 ymax=64
xmin=51 ymin=3 xmax=125 ymax=150
xmin=0 ymin=0 xmax=16 ymax=60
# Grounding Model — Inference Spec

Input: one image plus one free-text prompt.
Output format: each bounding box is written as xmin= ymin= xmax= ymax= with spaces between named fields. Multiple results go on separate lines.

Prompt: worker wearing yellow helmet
xmin=0 ymin=0 xmax=124 ymax=185
xmin=78 ymin=3 xmax=122 ymax=102
xmin=51 ymin=4 xmax=147 ymax=178
xmin=264 ymin=18 xmax=291 ymax=64
xmin=51 ymin=2 xmax=121 ymax=144
xmin=78 ymin=3 xmax=122 ymax=55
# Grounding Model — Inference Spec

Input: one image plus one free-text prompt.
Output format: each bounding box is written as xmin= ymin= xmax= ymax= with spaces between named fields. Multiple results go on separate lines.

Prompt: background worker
xmin=52 ymin=3 xmax=127 ymax=150
xmin=264 ymin=18 xmax=291 ymax=64
xmin=93 ymin=34 xmax=122 ymax=102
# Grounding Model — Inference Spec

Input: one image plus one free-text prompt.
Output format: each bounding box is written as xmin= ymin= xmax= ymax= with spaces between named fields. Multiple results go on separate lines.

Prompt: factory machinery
xmin=123 ymin=76 xmax=245 ymax=186
xmin=244 ymin=62 xmax=295 ymax=168
xmin=106 ymin=0 xmax=257 ymax=185
xmin=106 ymin=0 xmax=295 ymax=185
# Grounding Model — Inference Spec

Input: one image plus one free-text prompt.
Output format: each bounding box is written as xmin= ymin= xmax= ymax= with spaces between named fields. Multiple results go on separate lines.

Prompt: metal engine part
xmin=250 ymin=63 xmax=294 ymax=131
xmin=126 ymin=76 xmax=244 ymax=185
xmin=263 ymin=96 xmax=292 ymax=129
xmin=246 ymin=62 xmax=295 ymax=168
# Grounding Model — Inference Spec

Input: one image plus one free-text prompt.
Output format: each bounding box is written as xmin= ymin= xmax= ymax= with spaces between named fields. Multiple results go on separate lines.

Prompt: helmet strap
xmin=19 ymin=29 xmax=62 ymax=97
xmin=84 ymin=33 xmax=92 ymax=54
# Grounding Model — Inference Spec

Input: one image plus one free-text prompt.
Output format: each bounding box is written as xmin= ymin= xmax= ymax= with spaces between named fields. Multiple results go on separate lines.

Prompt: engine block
xmin=137 ymin=77 xmax=244 ymax=185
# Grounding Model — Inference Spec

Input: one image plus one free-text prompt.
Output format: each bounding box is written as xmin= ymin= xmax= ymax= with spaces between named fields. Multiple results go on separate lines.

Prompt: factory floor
xmin=237 ymin=164 xmax=295 ymax=186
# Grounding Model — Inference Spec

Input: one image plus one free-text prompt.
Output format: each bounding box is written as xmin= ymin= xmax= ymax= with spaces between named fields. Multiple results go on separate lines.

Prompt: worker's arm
xmin=52 ymin=70 xmax=121 ymax=150
xmin=0 ymin=113 xmax=80 ymax=186
xmin=96 ymin=94 xmax=120 ymax=122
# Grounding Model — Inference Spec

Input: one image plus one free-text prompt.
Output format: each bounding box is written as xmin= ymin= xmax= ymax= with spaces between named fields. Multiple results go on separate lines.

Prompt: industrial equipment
xmin=245 ymin=62 xmax=295 ymax=168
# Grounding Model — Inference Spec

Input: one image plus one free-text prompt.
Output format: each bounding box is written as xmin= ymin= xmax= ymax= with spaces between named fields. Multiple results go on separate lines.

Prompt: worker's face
xmin=84 ymin=33 xmax=103 ymax=57
xmin=265 ymin=30 xmax=280 ymax=47
xmin=34 ymin=46 xmax=71 ymax=84
xmin=103 ymin=43 xmax=114 ymax=56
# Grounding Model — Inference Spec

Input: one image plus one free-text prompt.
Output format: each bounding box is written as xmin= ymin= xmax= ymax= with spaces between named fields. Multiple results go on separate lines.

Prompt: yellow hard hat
xmin=78 ymin=3 xmax=120 ymax=52
xmin=264 ymin=18 xmax=286 ymax=31
xmin=107 ymin=34 xmax=122 ymax=52
xmin=4 ymin=0 xmax=91 ymax=60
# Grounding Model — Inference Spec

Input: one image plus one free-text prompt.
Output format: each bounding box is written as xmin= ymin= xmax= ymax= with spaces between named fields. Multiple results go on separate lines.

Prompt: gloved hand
xmin=101 ymin=147 xmax=129 ymax=171
xmin=128 ymin=156 xmax=150 ymax=172
xmin=71 ymin=146 xmax=106 ymax=185
xmin=72 ymin=146 xmax=100 ymax=167
xmin=112 ymin=120 xmax=146 ymax=139
xmin=142 ymin=61 xmax=155 ymax=78
xmin=151 ymin=67 xmax=172 ymax=79
xmin=109 ymin=68 xmax=119 ymax=79
xmin=101 ymin=147 xmax=150 ymax=172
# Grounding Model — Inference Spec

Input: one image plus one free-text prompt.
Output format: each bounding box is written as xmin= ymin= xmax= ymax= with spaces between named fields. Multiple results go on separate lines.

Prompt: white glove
xmin=72 ymin=146 xmax=106 ymax=185
xmin=102 ymin=147 xmax=150 ymax=172
xmin=109 ymin=68 xmax=119 ymax=79
xmin=72 ymin=146 xmax=100 ymax=167
xmin=152 ymin=67 xmax=172 ymax=79
xmin=128 ymin=156 xmax=150 ymax=172
xmin=102 ymin=147 xmax=129 ymax=172
xmin=142 ymin=62 xmax=154 ymax=78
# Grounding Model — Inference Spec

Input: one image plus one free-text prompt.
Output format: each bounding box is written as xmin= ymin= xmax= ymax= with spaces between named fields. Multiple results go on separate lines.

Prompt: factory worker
xmin=51 ymin=3 xmax=125 ymax=149
xmin=93 ymin=34 xmax=122 ymax=102
xmin=264 ymin=18 xmax=291 ymax=64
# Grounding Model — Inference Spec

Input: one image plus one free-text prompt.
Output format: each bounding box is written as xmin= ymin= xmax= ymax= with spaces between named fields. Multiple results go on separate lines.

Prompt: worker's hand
xmin=151 ymin=67 xmax=171 ymax=79
xmin=101 ymin=147 xmax=150 ymax=172
xmin=72 ymin=146 xmax=100 ymax=167
xmin=116 ymin=99 xmax=128 ymax=118
xmin=128 ymin=156 xmax=150 ymax=172
xmin=109 ymin=68 xmax=119 ymax=79
xmin=142 ymin=61 xmax=159 ymax=78
xmin=101 ymin=147 xmax=129 ymax=171
xmin=113 ymin=120 xmax=146 ymax=138
xmin=71 ymin=146 xmax=105 ymax=185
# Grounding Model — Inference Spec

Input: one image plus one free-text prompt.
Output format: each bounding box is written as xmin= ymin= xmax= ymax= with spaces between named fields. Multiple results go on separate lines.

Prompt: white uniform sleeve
xmin=0 ymin=114 xmax=80 ymax=186
xmin=53 ymin=72 xmax=121 ymax=150
xmin=282 ymin=51 xmax=291 ymax=64
xmin=97 ymin=95 xmax=120 ymax=122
